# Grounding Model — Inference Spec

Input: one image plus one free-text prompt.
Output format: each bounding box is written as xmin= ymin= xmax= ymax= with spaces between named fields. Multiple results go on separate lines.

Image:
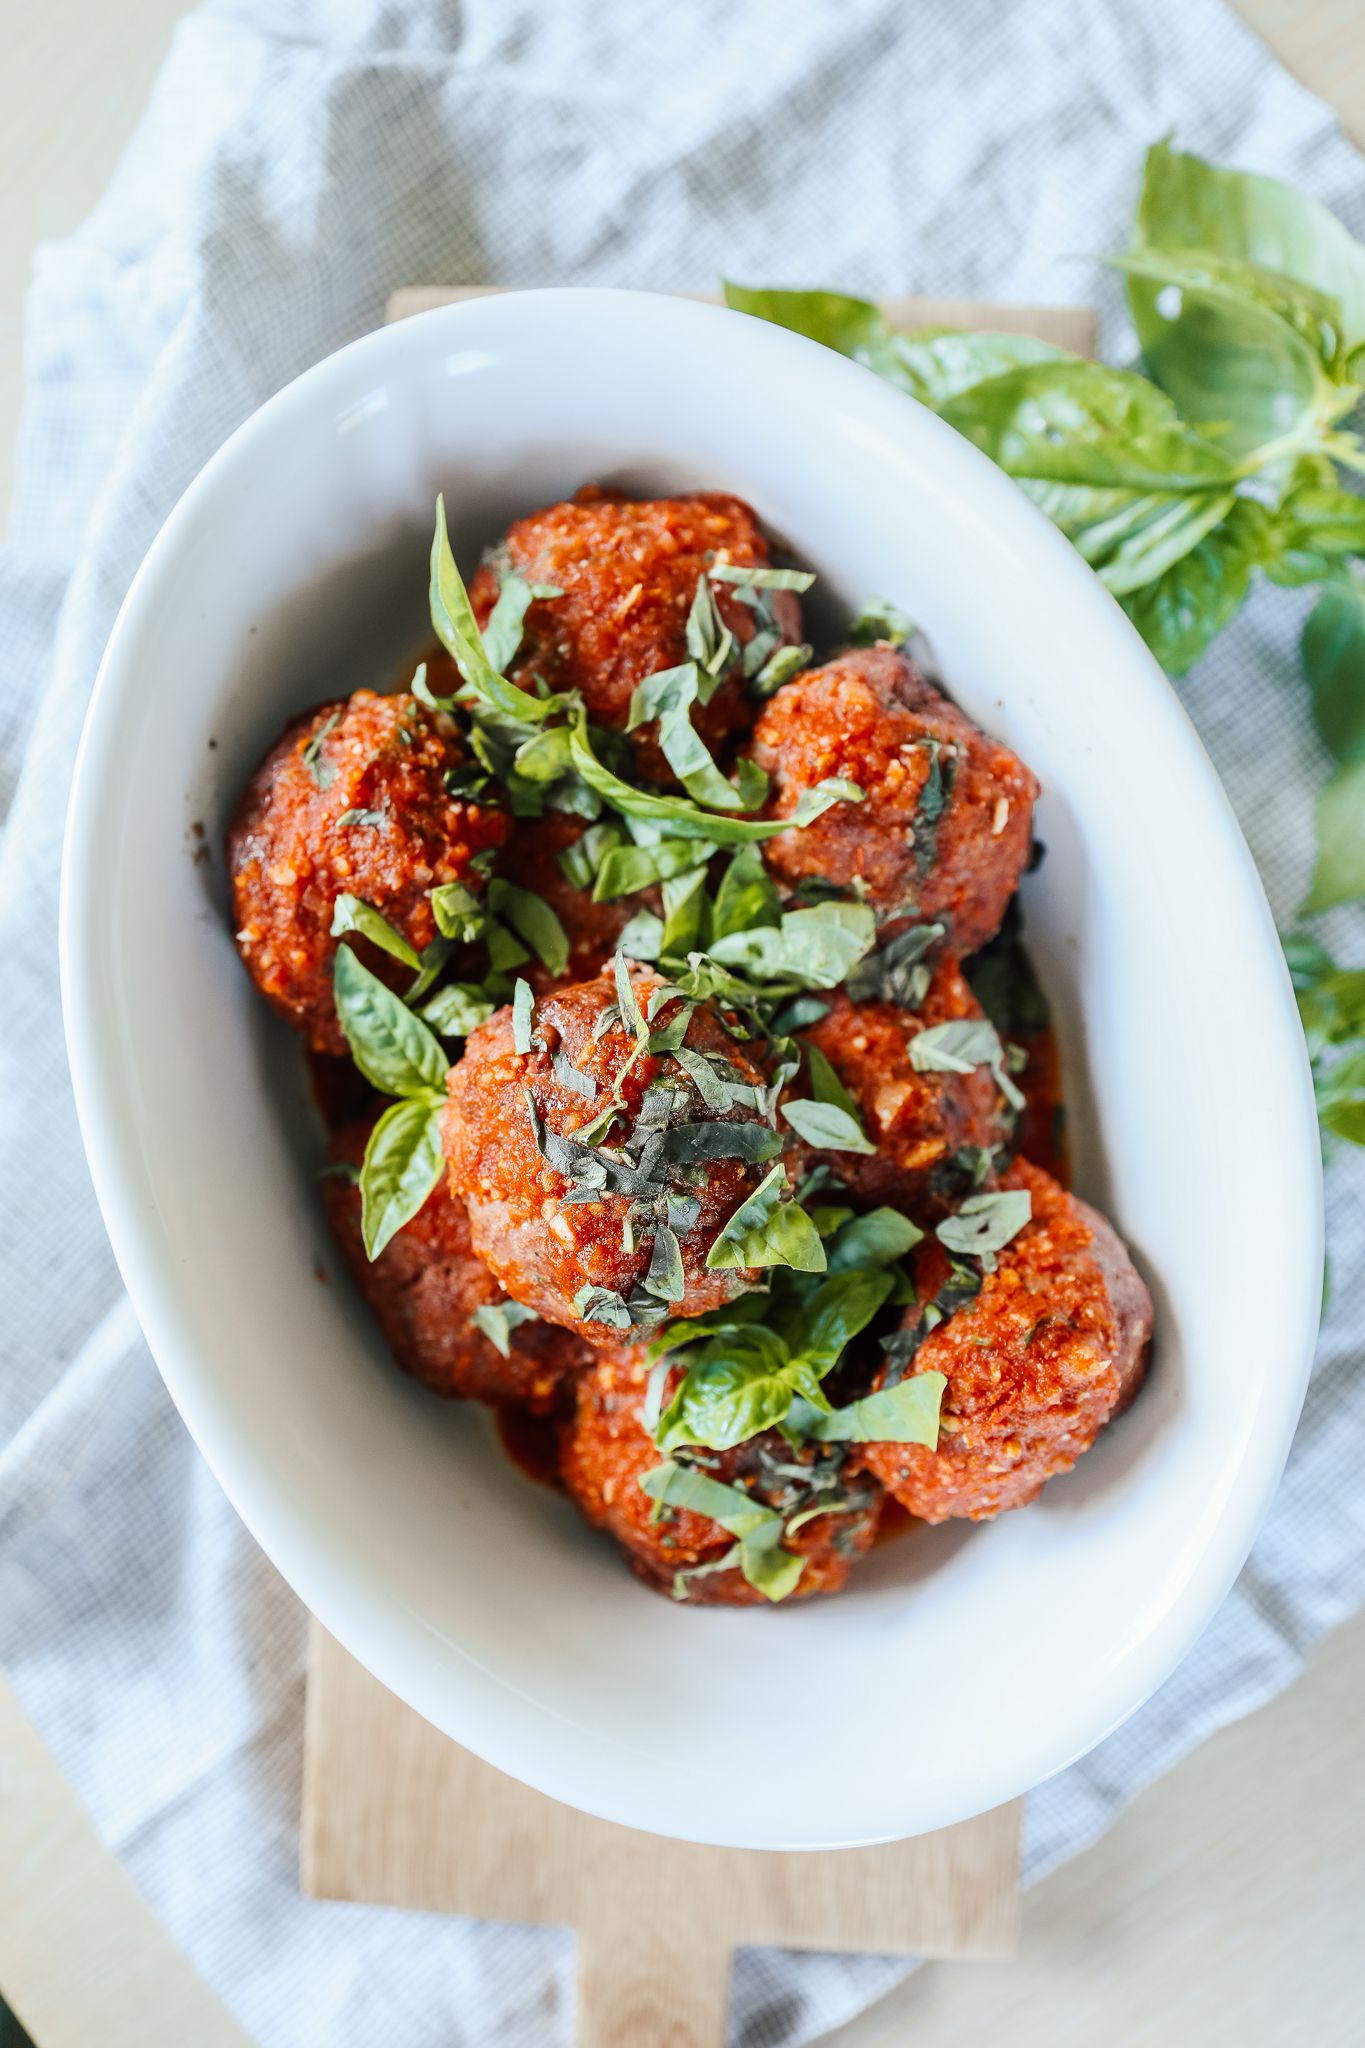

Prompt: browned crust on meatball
xmin=789 ymin=958 xmax=1007 ymax=1210
xmin=467 ymin=487 xmax=802 ymax=784
xmin=227 ymin=691 xmax=511 ymax=1055
xmin=441 ymin=972 xmax=775 ymax=1341
xmin=493 ymin=812 xmax=659 ymax=995
xmin=559 ymin=1346 xmax=882 ymax=1603
xmin=322 ymin=1116 xmax=591 ymax=1409
xmin=853 ymin=1158 xmax=1151 ymax=1522
xmin=747 ymin=645 xmax=1039 ymax=954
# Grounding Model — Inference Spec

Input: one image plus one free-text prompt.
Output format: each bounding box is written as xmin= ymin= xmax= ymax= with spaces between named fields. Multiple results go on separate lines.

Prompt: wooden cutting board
xmin=302 ymin=1623 xmax=1021 ymax=2048
xmin=297 ymin=282 xmax=1098 ymax=2048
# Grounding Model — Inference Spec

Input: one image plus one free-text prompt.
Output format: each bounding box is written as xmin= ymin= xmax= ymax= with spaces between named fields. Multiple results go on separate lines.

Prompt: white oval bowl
xmin=60 ymin=289 xmax=1322 ymax=1849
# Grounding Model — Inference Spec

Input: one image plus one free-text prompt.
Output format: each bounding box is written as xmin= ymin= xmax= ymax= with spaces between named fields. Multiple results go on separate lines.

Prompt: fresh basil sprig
xmin=332 ymin=944 xmax=450 ymax=1258
xmin=637 ymin=1461 xmax=805 ymax=1603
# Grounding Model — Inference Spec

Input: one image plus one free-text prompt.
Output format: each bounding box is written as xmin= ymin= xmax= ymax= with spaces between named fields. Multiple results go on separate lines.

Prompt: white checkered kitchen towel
xmin=4 ymin=3 xmax=1365 ymax=2042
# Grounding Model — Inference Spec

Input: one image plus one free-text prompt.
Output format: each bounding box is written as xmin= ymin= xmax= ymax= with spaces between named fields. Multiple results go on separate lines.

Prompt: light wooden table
xmin=3 ymin=4 xmax=1364 ymax=2045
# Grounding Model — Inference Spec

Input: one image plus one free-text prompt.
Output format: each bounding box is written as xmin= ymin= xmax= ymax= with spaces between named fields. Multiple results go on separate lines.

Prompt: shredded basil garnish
xmin=472 ymin=1300 xmax=541 ymax=1357
xmin=302 ymin=709 xmax=342 ymax=790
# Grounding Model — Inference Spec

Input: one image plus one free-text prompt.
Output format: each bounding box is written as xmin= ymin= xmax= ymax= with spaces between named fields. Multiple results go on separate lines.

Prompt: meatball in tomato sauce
xmin=323 ymin=1115 xmax=591 ymax=1410
xmin=467 ymin=487 xmax=803 ymax=785
xmin=441 ymin=971 xmax=781 ymax=1342
xmin=559 ymin=1345 xmax=883 ymax=1603
xmin=789 ymin=956 xmax=1010 ymax=1210
xmin=748 ymin=645 xmax=1038 ymax=955
xmin=227 ymin=690 xmax=509 ymax=1055
xmin=854 ymin=1157 xmax=1152 ymax=1522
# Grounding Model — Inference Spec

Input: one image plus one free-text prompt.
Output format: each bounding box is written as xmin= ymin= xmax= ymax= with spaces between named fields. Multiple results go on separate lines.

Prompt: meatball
xmin=790 ymin=957 xmax=1009 ymax=1210
xmin=747 ymin=645 xmax=1039 ymax=954
xmin=228 ymin=690 xmax=510 ymax=1055
xmin=853 ymin=1157 xmax=1152 ymax=1521
xmin=467 ymin=487 xmax=803 ymax=784
xmin=441 ymin=971 xmax=781 ymax=1341
xmin=559 ymin=1345 xmax=883 ymax=1603
xmin=493 ymin=812 xmax=659 ymax=994
xmin=322 ymin=1115 xmax=591 ymax=1409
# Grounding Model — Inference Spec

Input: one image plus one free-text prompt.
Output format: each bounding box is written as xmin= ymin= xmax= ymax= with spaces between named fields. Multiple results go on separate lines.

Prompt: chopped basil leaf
xmin=770 ymin=995 xmax=831 ymax=1035
xmin=685 ymin=575 xmax=736 ymax=681
xmin=336 ymin=806 xmax=387 ymax=830
xmin=594 ymin=835 xmax=719 ymax=901
xmin=472 ymin=1300 xmax=540 ymax=1357
xmin=662 ymin=1122 xmax=783 ymax=1167
xmin=846 ymin=922 xmax=945 ymax=1007
xmin=780 ymin=1099 xmax=875 ymax=1153
xmin=638 ymin=1460 xmax=803 ymax=1600
xmin=659 ymin=867 xmax=712 ymax=960
xmin=481 ymin=571 xmax=562 ymax=675
xmin=358 ymin=1094 xmax=446 ymax=1259
xmin=568 ymin=712 xmax=860 ymax=843
xmin=752 ymin=642 xmax=813 ymax=696
xmin=670 ymin=1044 xmax=762 ymax=1115
xmin=910 ymin=739 xmax=957 ymax=878
xmin=551 ymin=1046 xmax=598 ymax=1098
xmin=512 ymin=977 xmax=535 ymax=1054
xmin=429 ymin=496 xmax=566 ymax=728
xmin=613 ymin=951 xmax=648 ymax=1046
xmin=710 ymin=563 xmax=816 ymax=592
xmin=486 ymin=878 xmax=570 ymax=979
xmin=647 ymin=1005 xmax=695 ymax=1054
xmin=558 ymin=819 xmax=625 ymax=893
xmin=420 ymin=982 xmax=495 ymax=1037
xmin=812 ymin=1371 xmax=946 ymax=1445
xmin=429 ymin=881 xmax=488 ymax=944
xmin=644 ymin=1222 xmax=686 ymax=1302
xmin=824 ymin=1207 xmax=923 ymax=1272
xmin=936 ymin=1188 xmax=1032 ymax=1272
xmin=909 ymin=1017 xmax=1004 ymax=1074
xmin=710 ymin=899 xmax=876 ymax=989
xmin=617 ymin=910 xmax=664 ymax=960
xmin=713 ymin=843 xmax=782 ymax=941
xmin=330 ymin=893 xmax=422 ymax=971
xmin=301 ymin=709 xmax=342 ymax=790
xmin=333 ymin=943 xmax=450 ymax=1097
xmin=405 ymin=935 xmax=457 ymax=1004
xmin=706 ymin=1163 xmax=826 ymax=1273
xmin=572 ymin=1285 xmax=634 ymax=1332
xmin=849 ymin=596 xmax=916 ymax=647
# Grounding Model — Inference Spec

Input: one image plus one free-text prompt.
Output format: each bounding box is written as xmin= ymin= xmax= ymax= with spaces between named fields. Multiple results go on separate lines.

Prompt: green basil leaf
xmin=940 ymin=359 xmax=1238 ymax=492
xmin=752 ymin=643 xmax=812 ymax=696
xmin=359 ymin=1094 xmax=447 ymax=1259
xmin=685 ymin=576 xmax=735 ymax=681
xmin=617 ymin=909 xmax=665 ymax=960
xmin=511 ymin=724 xmax=577 ymax=785
xmin=824 ymin=1207 xmax=924 ymax=1272
xmin=486 ymin=878 xmax=570 ymax=979
xmin=656 ymin=1329 xmax=817 ymax=1451
xmin=713 ymin=843 xmax=782 ymax=940
xmin=420 ymin=982 xmax=496 ymax=1037
xmin=485 ymin=918 xmax=533 ymax=976
xmin=572 ymin=1285 xmax=635 ymax=1332
xmin=710 ymin=563 xmax=817 ymax=592
xmin=1114 ymin=247 xmax=1350 ymax=461
xmin=557 ymin=819 xmax=624 ymax=893
xmin=430 ymin=880 xmax=488 ymax=943
xmin=710 ymin=901 xmax=876 ymax=989
xmin=472 ymin=1300 xmax=540 ymax=1357
xmin=569 ymin=712 xmax=861 ymax=842
xmin=1303 ymin=754 xmax=1365 ymax=914
xmin=887 ymin=327 xmax=1073 ymax=410
xmin=795 ymin=1267 xmax=897 ymax=1376
xmin=908 ymin=1018 xmax=1002 ymax=1074
xmin=302 ymin=709 xmax=342 ymax=789
xmin=482 ymin=571 xmax=562 ymax=675
xmin=330 ymin=893 xmax=422 ymax=972
xmin=613 ymin=951 xmax=647 ymax=1046
xmin=807 ymin=1040 xmax=867 ymax=1120
xmin=638 ymin=1458 xmax=779 ymax=1537
xmin=333 ymin=943 xmax=450 ymax=1096
xmin=645 ymin=1294 xmax=773 ymax=1362
xmin=1263 ymin=471 xmax=1365 ymax=587
xmin=644 ymin=1221 xmax=687 ymax=1302
xmin=770 ymin=995 xmax=832 ymax=1035
xmin=593 ymin=835 xmax=719 ymax=901
xmin=736 ymin=1527 xmax=806 ymax=1602
xmin=780 ymin=1099 xmax=876 ymax=1153
xmin=722 ymin=283 xmax=919 ymax=393
xmin=511 ymin=977 xmax=535 ymax=1053
xmin=790 ymin=776 xmax=865 ymax=827
xmin=659 ymin=867 xmax=712 ymax=960
xmin=849 ymin=596 xmax=916 ymax=647
xmin=429 ymin=496 xmax=560 ymax=726
xmin=706 ymin=1163 xmax=826 ymax=1272
xmin=811 ymin=1370 xmax=946 ymax=1445
xmin=1302 ymin=583 xmax=1365 ymax=767
xmin=1119 ymin=499 xmax=1264 ymax=674
xmin=936 ymin=1188 xmax=1032 ymax=1271
xmin=661 ymin=1122 xmax=783 ymax=1167
xmin=1135 ymin=137 xmax=1365 ymax=356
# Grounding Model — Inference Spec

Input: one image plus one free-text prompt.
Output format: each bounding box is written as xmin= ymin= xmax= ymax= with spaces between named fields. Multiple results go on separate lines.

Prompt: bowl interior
xmin=61 ymin=290 xmax=1322 ymax=1848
